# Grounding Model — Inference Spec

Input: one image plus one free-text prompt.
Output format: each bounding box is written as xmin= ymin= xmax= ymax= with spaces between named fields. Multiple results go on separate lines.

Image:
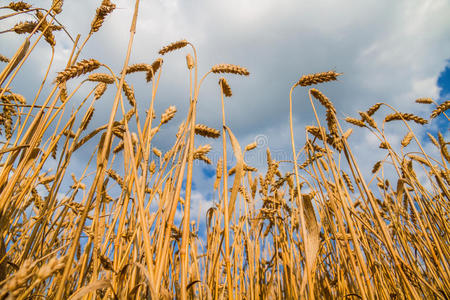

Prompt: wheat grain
xmin=160 ymin=106 xmax=176 ymax=125
xmin=131 ymin=132 xmax=138 ymax=148
xmin=408 ymin=154 xmax=430 ymax=166
xmin=306 ymin=125 xmax=326 ymax=140
xmin=152 ymin=147 xmax=162 ymax=158
xmin=372 ymin=161 xmax=382 ymax=174
xmin=106 ymin=169 xmax=123 ymax=187
xmin=87 ymin=73 xmax=114 ymax=84
xmin=379 ymin=142 xmax=388 ymax=149
xmin=345 ymin=117 xmax=365 ymax=127
xmin=90 ymin=0 xmax=116 ymax=33
xmin=146 ymin=58 xmax=163 ymax=82
xmin=326 ymin=109 xmax=338 ymax=136
xmin=295 ymin=71 xmax=341 ymax=87
xmin=326 ymin=134 xmax=343 ymax=151
xmin=55 ymin=59 xmax=101 ymax=83
xmin=211 ymin=64 xmax=250 ymax=76
xmin=219 ymin=78 xmax=232 ymax=97
xmin=441 ymin=170 xmax=450 ymax=185
xmin=186 ymin=54 xmax=194 ymax=70
xmin=319 ymin=158 xmax=329 ymax=171
xmin=401 ymin=132 xmax=414 ymax=148
xmin=12 ymin=21 xmax=37 ymax=34
xmin=36 ymin=256 xmax=65 ymax=280
xmin=308 ymin=142 xmax=327 ymax=153
xmin=125 ymin=63 xmax=152 ymax=74
xmin=244 ymin=165 xmax=257 ymax=172
xmin=196 ymin=154 xmax=212 ymax=164
xmin=229 ymin=163 xmax=256 ymax=176
xmin=122 ymin=81 xmax=136 ymax=107
xmin=6 ymin=93 xmax=26 ymax=104
xmin=58 ymin=82 xmax=68 ymax=103
xmin=310 ymin=88 xmax=335 ymax=112
xmin=214 ymin=158 xmax=222 ymax=190
xmin=36 ymin=11 xmax=55 ymax=46
xmin=51 ymin=141 xmax=57 ymax=159
xmin=238 ymin=186 xmax=250 ymax=203
xmin=245 ymin=142 xmax=257 ymax=152
xmin=359 ymin=111 xmax=377 ymax=128
xmin=430 ymin=100 xmax=450 ymax=119
xmin=52 ymin=0 xmax=63 ymax=14
xmin=80 ymin=108 xmax=94 ymax=131
xmin=415 ymin=97 xmax=433 ymax=104
xmin=0 ymin=54 xmax=10 ymax=63
xmin=343 ymin=128 xmax=353 ymax=140
xmin=341 ymin=171 xmax=354 ymax=193
xmin=8 ymin=1 xmax=32 ymax=11
xmin=195 ymin=124 xmax=220 ymax=138
xmin=299 ymin=153 xmax=322 ymax=170
xmin=94 ymin=82 xmax=107 ymax=101
xmin=194 ymin=144 xmax=212 ymax=158
xmin=384 ymin=113 xmax=428 ymax=125
xmin=366 ymin=103 xmax=382 ymax=116
xmin=63 ymin=129 xmax=76 ymax=138
xmin=113 ymin=141 xmax=124 ymax=153
xmin=427 ymin=133 xmax=439 ymax=148
xmin=39 ymin=175 xmax=55 ymax=185
xmin=123 ymin=108 xmax=135 ymax=123
xmin=437 ymin=132 xmax=449 ymax=162
xmin=159 ymin=40 xmax=189 ymax=55
xmin=149 ymin=160 xmax=156 ymax=174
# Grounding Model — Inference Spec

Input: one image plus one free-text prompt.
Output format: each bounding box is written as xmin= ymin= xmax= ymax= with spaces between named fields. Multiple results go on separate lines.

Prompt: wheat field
xmin=0 ymin=1 xmax=449 ymax=299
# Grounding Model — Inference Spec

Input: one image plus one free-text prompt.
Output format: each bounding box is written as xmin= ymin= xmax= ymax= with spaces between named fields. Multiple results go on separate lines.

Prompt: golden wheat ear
xmin=430 ymin=100 xmax=450 ymax=119
xmin=211 ymin=64 xmax=250 ymax=76
xmin=7 ymin=1 xmax=32 ymax=11
xmin=295 ymin=70 xmax=341 ymax=87
xmin=159 ymin=40 xmax=189 ymax=55
xmin=55 ymin=59 xmax=101 ymax=84
xmin=195 ymin=124 xmax=220 ymax=139
xmin=384 ymin=112 xmax=428 ymax=125
xmin=219 ymin=78 xmax=232 ymax=97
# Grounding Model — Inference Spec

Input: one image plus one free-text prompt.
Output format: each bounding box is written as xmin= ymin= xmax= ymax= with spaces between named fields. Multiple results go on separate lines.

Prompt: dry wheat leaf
xmin=224 ymin=125 xmax=244 ymax=217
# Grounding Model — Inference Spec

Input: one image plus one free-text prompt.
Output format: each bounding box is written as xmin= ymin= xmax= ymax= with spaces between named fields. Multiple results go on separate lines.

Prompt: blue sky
xmin=438 ymin=61 xmax=450 ymax=100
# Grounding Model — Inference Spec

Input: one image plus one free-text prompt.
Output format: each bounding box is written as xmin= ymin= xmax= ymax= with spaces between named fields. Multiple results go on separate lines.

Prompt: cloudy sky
xmin=1 ymin=0 xmax=449 ymax=222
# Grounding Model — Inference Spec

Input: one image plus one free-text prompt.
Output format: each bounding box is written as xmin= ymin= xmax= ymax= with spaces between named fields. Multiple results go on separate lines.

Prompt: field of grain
xmin=0 ymin=1 xmax=449 ymax=299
